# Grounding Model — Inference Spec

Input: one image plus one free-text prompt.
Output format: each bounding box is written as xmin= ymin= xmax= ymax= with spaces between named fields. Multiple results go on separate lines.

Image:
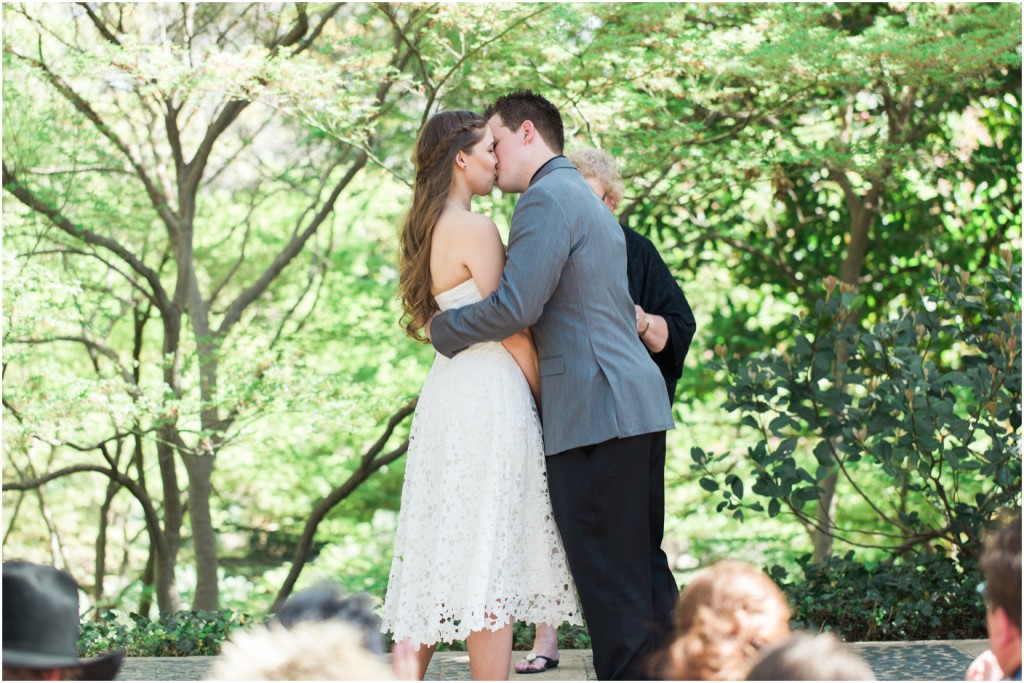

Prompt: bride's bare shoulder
xmin=435 ymin=208 xmax=498 ymax=238
xmin=430 ymin=210 xmax=501 ymax=294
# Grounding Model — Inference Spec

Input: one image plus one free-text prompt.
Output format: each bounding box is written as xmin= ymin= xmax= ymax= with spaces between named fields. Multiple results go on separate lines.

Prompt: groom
xmin=428 ymin=90 xmax=677 ymax=680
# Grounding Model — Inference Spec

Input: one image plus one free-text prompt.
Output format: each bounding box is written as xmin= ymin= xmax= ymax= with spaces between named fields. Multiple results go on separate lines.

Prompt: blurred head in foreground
xmin=746 ymin=632 xmax=875 ymax=680
xmin=659 ymin=559 xmax=791 ymax=680
xmin=211 ymin=584 xmax=392 ymax=681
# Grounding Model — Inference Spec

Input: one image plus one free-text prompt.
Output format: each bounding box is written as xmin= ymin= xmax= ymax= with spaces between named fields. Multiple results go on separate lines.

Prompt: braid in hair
xmin=398 ymin=110 xmax=488 ymax=341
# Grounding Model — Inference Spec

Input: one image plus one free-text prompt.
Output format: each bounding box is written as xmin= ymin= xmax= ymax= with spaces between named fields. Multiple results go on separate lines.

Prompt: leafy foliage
xmin=1 ymin=2 xmax=429 ymax=613
xmin=78 ymin=610 xmax=249 ymax=657
xmin=772 ymin=550 xmax=985 ymax=641
xmin=693 ymin=256 xmax=1022 ymax=552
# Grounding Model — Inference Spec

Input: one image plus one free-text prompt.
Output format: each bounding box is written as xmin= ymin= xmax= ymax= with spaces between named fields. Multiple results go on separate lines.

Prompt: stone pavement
xmin=117 ymin=640 xmax=989 ymax=680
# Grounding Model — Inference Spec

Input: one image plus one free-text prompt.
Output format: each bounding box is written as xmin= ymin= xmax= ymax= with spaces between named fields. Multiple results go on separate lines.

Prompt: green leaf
xmin=700 ymin=477 xmax=720 ymax=492
xmin=730 ymin=476 xmax=745 ymax=499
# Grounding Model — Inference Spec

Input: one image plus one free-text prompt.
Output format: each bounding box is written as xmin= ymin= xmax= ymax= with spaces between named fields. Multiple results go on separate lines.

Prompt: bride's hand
xmin=423 ymin=311 xmax=438 ymax=341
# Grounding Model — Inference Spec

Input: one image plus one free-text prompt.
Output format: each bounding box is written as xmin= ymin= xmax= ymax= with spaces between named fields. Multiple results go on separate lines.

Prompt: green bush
xmin=78 ymin=610 xmax=250 ymax=657
xmin=693 ymin=257 xmax=1021 ymax=555
xmin=771 ymin=550 xmax=986 ymax=641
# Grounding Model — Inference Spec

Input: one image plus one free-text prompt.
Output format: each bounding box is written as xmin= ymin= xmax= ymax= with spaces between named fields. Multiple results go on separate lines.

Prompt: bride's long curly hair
xmin=398 ymin=110 xmax=488 ymax=342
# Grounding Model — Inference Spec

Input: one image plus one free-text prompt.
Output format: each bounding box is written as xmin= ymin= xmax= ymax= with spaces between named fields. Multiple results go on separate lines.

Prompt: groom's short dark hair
xmin=485 ymin=90 xmax=564 ymax=154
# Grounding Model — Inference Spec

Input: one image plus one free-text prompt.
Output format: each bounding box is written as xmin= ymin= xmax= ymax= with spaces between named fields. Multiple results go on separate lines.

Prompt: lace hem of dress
xmin=381 ymin=594 xmax=582 ymax=646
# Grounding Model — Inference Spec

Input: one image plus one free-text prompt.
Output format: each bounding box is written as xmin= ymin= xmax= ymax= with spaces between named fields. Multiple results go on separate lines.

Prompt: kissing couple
xmin=381 ymin=90 xmax=677 ymax=681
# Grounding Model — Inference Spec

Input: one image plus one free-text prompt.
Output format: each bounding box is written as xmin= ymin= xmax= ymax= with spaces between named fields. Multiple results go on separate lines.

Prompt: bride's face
xmin=461 ymin=128 xmax=497 ymax=197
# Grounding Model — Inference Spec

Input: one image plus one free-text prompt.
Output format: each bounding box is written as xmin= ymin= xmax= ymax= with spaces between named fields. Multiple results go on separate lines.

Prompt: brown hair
xmin=484 ymin=90 xmax=564 ymax=154
xmin=661 ymin=560 xmax=791 ymax=680
xmin=746 ymin=632 xmax=875 ymax=680
xmin=398 ymin=110 xmax=488 ymax=341
xmin=980 ymin=514 xmax=1022 ymax=631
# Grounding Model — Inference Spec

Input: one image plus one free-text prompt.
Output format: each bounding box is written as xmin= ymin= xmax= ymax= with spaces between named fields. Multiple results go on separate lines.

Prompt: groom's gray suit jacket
xmin=431 ymin=156 xmax=675 ymax=455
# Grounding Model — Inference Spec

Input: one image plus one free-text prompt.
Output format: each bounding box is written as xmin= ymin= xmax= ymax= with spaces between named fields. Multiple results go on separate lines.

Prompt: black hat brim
xmin=2 ymin=648 xmax=123 ymax=680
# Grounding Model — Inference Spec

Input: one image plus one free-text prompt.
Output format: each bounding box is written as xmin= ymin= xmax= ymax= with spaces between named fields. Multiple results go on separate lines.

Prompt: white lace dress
xmin=381 ymin=279 xmax=580 ymax=646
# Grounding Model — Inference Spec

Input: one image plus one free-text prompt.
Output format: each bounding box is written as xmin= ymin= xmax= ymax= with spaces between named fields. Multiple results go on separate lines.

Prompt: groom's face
xmin=487 ymin=116 xmax=527 ymax=193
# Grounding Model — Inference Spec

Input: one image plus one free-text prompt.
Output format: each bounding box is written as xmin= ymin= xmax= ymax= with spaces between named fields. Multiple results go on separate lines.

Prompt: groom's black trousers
xmin=546 ymin=431 xmax=678 ymax=681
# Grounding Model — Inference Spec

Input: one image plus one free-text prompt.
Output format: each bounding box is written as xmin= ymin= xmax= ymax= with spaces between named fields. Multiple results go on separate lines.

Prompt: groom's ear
xmin=520 ymin=120 xmax=536 ymax=144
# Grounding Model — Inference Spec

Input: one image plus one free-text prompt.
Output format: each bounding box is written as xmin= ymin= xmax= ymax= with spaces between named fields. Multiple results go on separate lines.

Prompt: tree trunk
xmin=184 ymin=452 xmax=219 ymax=610
xmin=811 ymin=198 xmax=876 ymax=560
xmin=153 ymin=443 xmax=182 ymax=612
xmin=186 ymin=270 xmax=222 ymax=610
xmin=130 ymin=425 xmax=161 ymax=618
xmin=812 ymin=470 xmax=839 ymax=562
xmin=139 ymin=545 xmax=156 ymax=618
xmin=155 ymin=317 xmax=185 ymax=613
xmin=93 ymin=479 xmax=119 ymax=613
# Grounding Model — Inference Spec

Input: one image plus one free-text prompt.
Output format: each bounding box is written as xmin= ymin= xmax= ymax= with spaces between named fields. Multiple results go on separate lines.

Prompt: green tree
xmin=2 ymin=2 xmax=399 ymax=611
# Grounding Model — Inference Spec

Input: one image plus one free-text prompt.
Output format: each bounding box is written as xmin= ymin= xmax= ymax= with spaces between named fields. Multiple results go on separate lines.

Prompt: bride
xmin=380 ymin=110 xmax=579 ymax=680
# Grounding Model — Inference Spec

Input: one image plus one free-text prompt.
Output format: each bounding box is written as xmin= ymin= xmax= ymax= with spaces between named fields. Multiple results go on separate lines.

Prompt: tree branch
xmin=182 ymin=100 xmax=249 ymax=196
xmin=424 ymin=5 xmax=550 ymax=120
xmin=77 ymin=2 xmax=122 ymax=46
xmin=182 ymin=3 xmax=324 ymax=194
xmin=216 ymin=152 xmax=368 ymax=336
xmin=270 ymin=397 xmax=417 ymax=612
xmin=2 ymin=462 xmax=170 ymax=563
xmin=699 ymin=223 xmax=807 ymax=298
xmin=22 ymin=246 xmax=158 ymax=307
xmin=379 ymin=4 xmax=434 ymax=99
xmin=291 ymin=4 xmax=342 ymax=56
xmin=9 ymin=335 xmax=138 ymax=390
xmin=2 ymin=162 xmax=172 ymax=313
xmin=4 ymin=47 xmax=178 ymax=232
xmin=270 ymin=249 xmax=330 ymax=348
xmin=824 ymin=164 xmax=864 ymax=218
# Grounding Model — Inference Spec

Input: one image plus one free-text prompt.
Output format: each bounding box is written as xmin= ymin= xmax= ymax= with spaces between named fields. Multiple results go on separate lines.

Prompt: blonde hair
xmin=664 ymin=560 xmax=792 ymax=680
xmin=210 ymin=621 xmax=392 ymax=681
xmin=566 ymin=146 xmax=625 ymax=207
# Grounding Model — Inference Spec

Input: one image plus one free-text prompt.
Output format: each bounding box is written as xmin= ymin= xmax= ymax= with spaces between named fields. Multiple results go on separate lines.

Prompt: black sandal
xmin=515 ymin=654 xmax=560 ymax=675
